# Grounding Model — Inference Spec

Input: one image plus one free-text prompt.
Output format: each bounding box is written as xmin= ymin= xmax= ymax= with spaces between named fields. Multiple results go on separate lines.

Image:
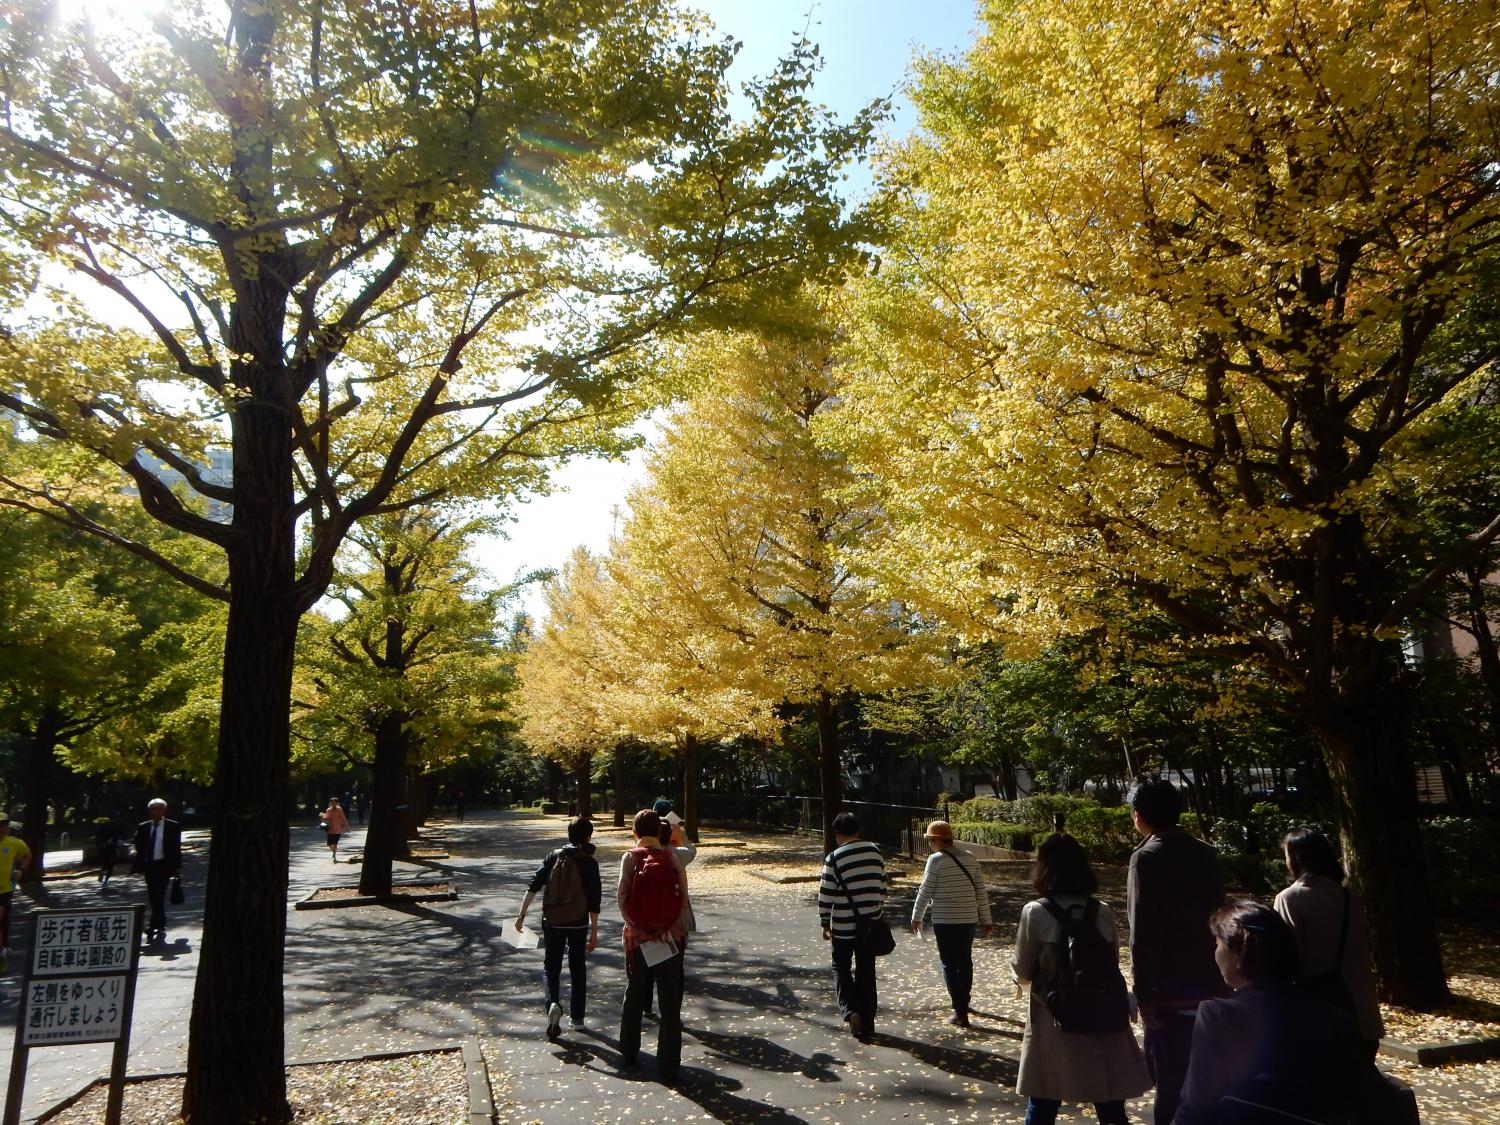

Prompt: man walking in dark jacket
xmin=1127 ymin=778 xmax=1229 ymax=1124
xmin=132 ymin=798 xmax=182 ymax=944
xmin=515 ymin=818 xmax=602 ymax=1038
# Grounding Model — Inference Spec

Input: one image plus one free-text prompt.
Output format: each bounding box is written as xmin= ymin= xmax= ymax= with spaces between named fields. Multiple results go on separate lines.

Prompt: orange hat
xmin=924 ymin=819 xmax=954 ymax=840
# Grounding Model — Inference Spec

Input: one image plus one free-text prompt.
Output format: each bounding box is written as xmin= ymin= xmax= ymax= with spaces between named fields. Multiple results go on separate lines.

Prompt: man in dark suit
xmin=1126 ymin=778 xmax=1230 ymax=1125
xmin=132 ymin=798 xmax=182 ymax=943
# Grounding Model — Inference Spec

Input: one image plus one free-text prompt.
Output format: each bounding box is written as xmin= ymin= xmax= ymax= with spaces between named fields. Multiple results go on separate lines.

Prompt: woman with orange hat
xmin=909 ymin=819 xmax=993 ymax=1028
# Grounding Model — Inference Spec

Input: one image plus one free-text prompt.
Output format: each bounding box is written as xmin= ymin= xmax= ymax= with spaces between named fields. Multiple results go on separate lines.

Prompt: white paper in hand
xmin=664 ymin=811 xmax=683 ymax=827
xmin=639 ymin=936 xmax=677 ymax=968
xmin=504 ymin=923 xmax=541 ymax=950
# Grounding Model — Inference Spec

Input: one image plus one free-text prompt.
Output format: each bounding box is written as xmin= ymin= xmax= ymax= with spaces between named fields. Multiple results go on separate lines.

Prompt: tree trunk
xmin=183 ymin=562 xmax=298 ymax=1122
xmin=18 ymin=706 xmax=62 ymax=885
xmin=815 ymin=692 xmax=842 ymax=852
xmin=1310 ymin=664 xmax=1450 ymax=1009
xmin=402 ymin=768 xmax=422 ymax=842
xmin=545 ymin=759 xmax=562 ymax=805
xmin=573 ymin=754 xmax=593 ymax=820
xmin=359 ymin=711 xmax=410 ymax=897
xmin=612 ymin=746 xmax=627 ymax=828
xmin=681 ymin=733 xmax=700 ymax=843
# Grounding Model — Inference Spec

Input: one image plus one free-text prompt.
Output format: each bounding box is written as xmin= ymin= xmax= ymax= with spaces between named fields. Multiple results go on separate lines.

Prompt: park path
xmin=0 ymin=810 xmax=1486 ymax=1123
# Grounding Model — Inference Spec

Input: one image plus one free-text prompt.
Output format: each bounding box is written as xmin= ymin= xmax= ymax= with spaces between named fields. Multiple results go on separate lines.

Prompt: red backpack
xmin=628 ymin=846 xmax=681 ymax=933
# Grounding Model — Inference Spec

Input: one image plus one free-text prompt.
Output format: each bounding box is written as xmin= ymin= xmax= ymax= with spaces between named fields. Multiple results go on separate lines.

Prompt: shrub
xmin=1062 ymin=803 xmax=1137 ymax=862
xmin=1422 ymin=816 xmax=1500 ymax=915
xmin=951 ymin=821 xmax=1034 ymax=851
xmin=948 ymin=797 xmax=1020 ymax=823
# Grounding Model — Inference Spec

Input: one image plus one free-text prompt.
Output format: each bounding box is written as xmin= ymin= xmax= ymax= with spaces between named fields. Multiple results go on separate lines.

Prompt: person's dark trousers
xmin=1024 ymin=1098 xmax=1128 ymax=1124
xmin=830 ymin=936 xmax=877 ymax=1035
xmin=1144 ymin=1006 xmax=1199 ymax=1125
xmin=141 ymin=862 xmax=172 ymax=933
xmin=642 ymin=933 xmax=687 ymax=1017
xmin=932 ymin=923 xmax=976 ymax=1015
xmin=542 ymin=924 xmax=589 ymax=1022
xmin=620 ymin=944 xmax=684 ymax=1082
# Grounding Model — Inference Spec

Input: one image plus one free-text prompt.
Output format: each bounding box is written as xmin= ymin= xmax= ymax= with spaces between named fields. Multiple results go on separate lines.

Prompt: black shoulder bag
xmin=829 ymin=852 xmax=895 ymax=957
xmin=1298 ymin=887 xmax=1356 ymax=1016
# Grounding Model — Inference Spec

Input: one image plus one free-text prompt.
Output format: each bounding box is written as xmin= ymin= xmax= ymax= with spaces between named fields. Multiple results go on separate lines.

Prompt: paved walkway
xmin=0 ymin=811 xmax=1484 ymax=1123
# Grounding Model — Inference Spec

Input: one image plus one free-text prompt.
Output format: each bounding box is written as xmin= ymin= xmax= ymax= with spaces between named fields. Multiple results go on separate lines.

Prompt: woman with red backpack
xmin=617 ymin=807 xmax=692 ymax=1085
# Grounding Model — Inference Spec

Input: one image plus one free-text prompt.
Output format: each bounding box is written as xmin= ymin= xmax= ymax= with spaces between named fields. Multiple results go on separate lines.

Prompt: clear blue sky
xmin=478 ymin=1 xmax=981 ymax=615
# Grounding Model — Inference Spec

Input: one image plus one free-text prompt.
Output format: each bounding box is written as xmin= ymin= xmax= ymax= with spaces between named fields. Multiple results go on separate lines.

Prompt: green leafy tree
xmin=0 ymin=1 xmax=875 ymax=1114
xmin=295 ymin=506 xmax=516 ymax=894
xmin=0 ymin=432 xmax=224 ymax=878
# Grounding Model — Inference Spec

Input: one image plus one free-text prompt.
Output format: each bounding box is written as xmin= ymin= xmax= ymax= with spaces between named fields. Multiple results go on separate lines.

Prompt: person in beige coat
xmin=1012 ymin=833 xmax=1151 ymax=1125
xmin=1274 ymin=827 xmax=1384 ymax=1057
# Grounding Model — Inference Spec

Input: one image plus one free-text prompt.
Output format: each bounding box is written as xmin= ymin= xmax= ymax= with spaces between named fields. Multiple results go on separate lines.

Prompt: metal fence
xmin=698 ymin=794 xmax=942 ymax=857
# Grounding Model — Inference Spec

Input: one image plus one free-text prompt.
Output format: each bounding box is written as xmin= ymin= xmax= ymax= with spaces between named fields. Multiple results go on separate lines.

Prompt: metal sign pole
xmin=104 ymin=905 xmax=145 ymax=1125
xmin=5 ymin=906 xmax=144 ymax=1124
xmin=2 ymin=914 xmax=36 ymax=1125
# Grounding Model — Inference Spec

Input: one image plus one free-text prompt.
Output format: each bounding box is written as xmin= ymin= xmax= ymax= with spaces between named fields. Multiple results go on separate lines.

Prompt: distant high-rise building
xmin=130 ymin=448 xmax=234 ymax=523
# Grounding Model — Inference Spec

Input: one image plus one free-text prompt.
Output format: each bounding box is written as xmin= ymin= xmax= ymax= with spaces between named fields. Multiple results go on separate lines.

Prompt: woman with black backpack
xmin=1012 ymin=833 xmax=1150 ymax=1125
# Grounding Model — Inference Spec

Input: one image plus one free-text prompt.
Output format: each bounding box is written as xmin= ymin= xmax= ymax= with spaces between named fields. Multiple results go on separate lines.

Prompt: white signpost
xmin=5 ymin=906 xmax=144 ymax=1125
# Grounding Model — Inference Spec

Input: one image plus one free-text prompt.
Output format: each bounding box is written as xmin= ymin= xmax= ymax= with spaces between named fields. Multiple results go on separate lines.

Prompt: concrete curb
xmin=292 ymin=884 xmax=459 ymax=911
xmin=1380 ymin=1034 xmax=1500 ymax=1066
xmin=461 ymin=1037 xmax=496 ymax=1125
xmin=35 ymin=1040 xmax=496 ymax=1123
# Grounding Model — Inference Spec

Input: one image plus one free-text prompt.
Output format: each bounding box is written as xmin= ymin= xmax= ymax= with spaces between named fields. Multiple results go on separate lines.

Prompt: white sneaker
xmin=546 ymin=1002 xmax=562 ymax=1039
xmin=569 ymin=1018 xmax=588 ymax=1031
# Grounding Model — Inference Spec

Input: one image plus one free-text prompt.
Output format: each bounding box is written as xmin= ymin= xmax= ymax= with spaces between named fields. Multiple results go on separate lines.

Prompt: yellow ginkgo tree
xmin=613 ymin=308 xmax=948 ymax=847
xmin=829 ymin=0 xmax=1500 ymax=1006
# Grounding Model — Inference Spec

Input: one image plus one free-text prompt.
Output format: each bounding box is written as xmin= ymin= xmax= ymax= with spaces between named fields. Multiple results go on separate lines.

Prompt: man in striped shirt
xmin=818 ymin=811 xmax=886 ymax=1042
xmin=908 ymin=819 xmax=993 ymax=1028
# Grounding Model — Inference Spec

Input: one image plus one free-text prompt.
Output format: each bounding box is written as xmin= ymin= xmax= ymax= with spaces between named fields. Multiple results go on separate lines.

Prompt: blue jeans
xmin=932 ymin=922 xmax=975 ymax=1014
xmin=542 ymin=924 xmax=588 ymax=1021
xmin=1024 ymin=1098 xmax=1127 ymax=1124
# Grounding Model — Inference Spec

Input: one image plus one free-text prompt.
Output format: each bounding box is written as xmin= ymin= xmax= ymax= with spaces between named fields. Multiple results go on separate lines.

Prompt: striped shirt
xmin=818 ymin=840 xmax=886 ymax=938
xmin=911 ymin=845 xmax=992 ymax=926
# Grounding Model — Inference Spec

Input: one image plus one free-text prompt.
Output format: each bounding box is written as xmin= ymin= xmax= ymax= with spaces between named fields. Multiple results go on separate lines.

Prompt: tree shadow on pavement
xmin=873 ymin=1029 xmax=1021 ymax=1087
xmin=690 ymin=976 xmax=806 ymax=1013
xmin=684 ymin=1026 xmax=842 ymax=1081
xmin=555 ymin=1031 xmax=812 ymax=1125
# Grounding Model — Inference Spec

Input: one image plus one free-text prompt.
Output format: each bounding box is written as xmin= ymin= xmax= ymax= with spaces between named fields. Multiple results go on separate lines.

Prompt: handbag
xmin=170 ymin=875 xmax=185 ymax=905
xmin=1299 ymin=888 xmax=1356 ymax=1015
xmin=829 ymin=852 xmax=895 ymax=957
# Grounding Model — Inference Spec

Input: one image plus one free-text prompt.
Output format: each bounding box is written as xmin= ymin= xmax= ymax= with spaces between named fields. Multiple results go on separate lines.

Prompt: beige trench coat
xmin=1011 ymin=895 xmax=1152 ymax=1103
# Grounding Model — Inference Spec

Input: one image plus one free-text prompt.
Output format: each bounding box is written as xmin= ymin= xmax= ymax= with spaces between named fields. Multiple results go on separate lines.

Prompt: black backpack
xmin=542 ymin=849 xmax=588 ymax=926
xmin=1039 ymin=897 xmax=1131 ymax=1034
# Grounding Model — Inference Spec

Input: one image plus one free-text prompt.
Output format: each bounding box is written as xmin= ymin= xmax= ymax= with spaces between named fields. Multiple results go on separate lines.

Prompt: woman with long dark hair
xmin=1275 ymin=828 xmax=1384 ymax=1057
xmin=1011 ymin=833 xmax=1150 ymax=1124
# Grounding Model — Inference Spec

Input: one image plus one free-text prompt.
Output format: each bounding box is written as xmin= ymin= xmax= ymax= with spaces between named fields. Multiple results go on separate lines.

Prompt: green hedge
xmin=1422 ymin=816 xmax=1500 ymax=915
xmin=951 ymin=821 xmax=1034 ymax=851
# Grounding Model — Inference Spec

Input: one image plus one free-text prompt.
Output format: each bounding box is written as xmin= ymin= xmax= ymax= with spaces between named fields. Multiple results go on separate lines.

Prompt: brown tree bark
xmin=183 ymin=522 xmax=299 ymax=1122
xmin=815 ymin=692 xmax=843 ymax=852
xmin=1308 ymin=652 xmax=1450 ymax=1009
xmin=359 ymin=711 xmax=411 ymax=897
xmin=681 ymin=733 xmax=700 ymax=843
xmin=17 ymin=705 xmax=62 ymax=885
xmin=612 ymin=746 xmax=628 ymax=828
xmin=572 ymin=753 xmax=593 ymax=819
